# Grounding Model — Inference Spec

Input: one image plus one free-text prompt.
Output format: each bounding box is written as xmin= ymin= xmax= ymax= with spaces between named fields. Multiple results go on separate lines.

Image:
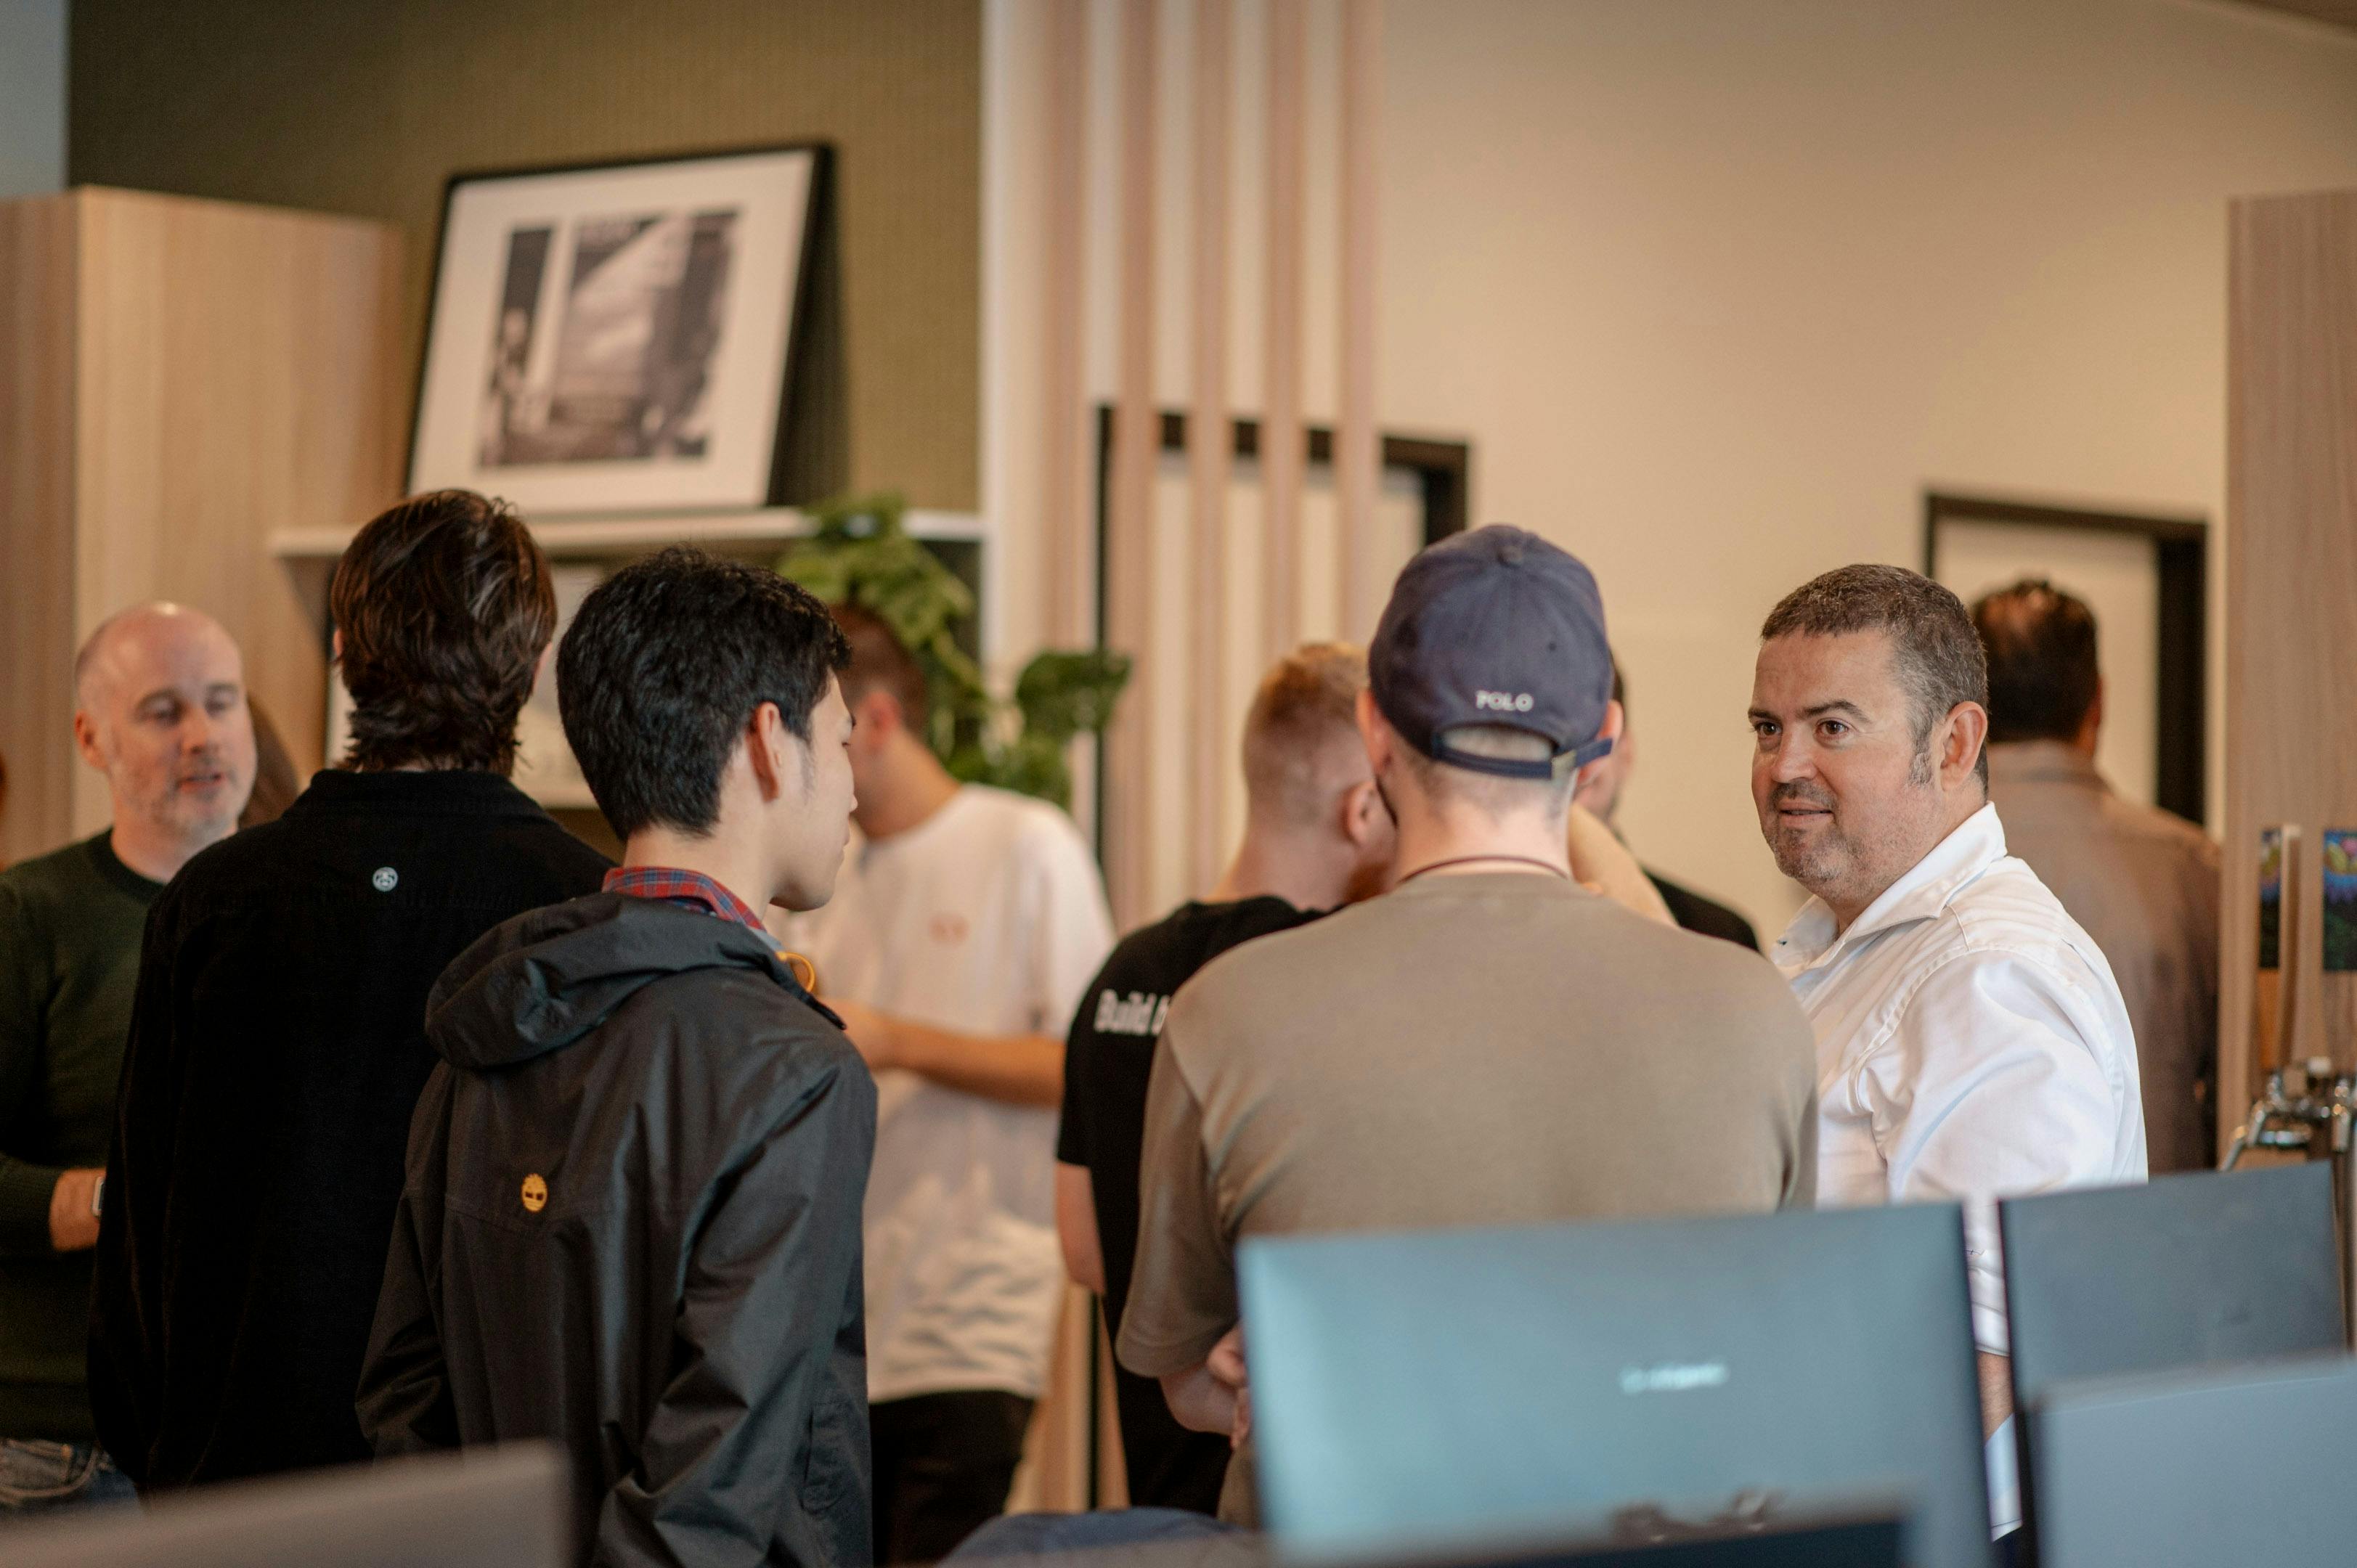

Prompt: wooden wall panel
xmin=2220 ymin=189 xmax=2357 ymax=1153
xmin=70 ymin=189 xmax=404 ymax=835
xmin=0 ymin=189 xmax=401 ymax=859
xmin=0 ymin=197 xmax=78 ymax=866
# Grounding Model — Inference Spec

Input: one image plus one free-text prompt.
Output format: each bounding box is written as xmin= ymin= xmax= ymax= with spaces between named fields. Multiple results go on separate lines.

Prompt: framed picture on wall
xmin=409 ymin=144 xmax=828 ymax=515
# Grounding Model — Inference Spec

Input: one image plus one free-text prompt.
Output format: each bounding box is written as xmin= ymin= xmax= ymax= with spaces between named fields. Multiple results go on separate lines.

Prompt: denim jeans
xmin=0 ymin=1438 xmax=139 ymax=1514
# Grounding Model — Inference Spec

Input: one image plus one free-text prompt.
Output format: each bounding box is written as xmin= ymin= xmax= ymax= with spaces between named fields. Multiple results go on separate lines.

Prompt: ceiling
xmin=2231 ymin=0 xmax=2357 ymax=29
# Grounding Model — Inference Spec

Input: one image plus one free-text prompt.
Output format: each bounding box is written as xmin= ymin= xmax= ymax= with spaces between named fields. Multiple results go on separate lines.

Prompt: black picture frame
xmin=1923 ymin=489 xmax=2208 ymax=825
xmin=407 ymin=140 xmax=838 ymax=514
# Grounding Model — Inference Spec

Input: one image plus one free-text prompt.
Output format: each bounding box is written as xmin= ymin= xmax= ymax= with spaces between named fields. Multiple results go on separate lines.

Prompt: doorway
xmin=1924 ymin=491 xmax=2207 ymax=825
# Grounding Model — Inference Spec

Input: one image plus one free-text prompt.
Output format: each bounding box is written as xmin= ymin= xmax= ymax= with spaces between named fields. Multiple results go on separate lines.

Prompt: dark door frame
xmin=1922 ymin=489 xmax=2208 ymax=825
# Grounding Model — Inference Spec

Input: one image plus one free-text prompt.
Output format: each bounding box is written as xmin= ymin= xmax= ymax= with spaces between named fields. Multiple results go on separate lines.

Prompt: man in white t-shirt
xmin=781 ymin=605 xmax=1114 ymax=1565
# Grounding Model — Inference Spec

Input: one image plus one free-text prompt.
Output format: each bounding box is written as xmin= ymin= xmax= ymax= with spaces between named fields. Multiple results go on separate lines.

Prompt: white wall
xmin=0 ymin=0 xmax=66 ymax=198
xmin=985 ymin=0 xmax=2357 ymax=934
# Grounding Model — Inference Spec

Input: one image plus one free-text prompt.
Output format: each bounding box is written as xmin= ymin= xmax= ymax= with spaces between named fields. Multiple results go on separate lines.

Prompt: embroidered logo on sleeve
xmin=521 ymin=1174 xmax=548 ymax=1213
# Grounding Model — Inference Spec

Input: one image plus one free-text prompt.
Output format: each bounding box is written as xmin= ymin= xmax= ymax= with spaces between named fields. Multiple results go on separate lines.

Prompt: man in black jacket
xmin=89 ymin=491 xmax=611 ymax=1490
xmin=359 ymin=549 xmax=876 ymax=1568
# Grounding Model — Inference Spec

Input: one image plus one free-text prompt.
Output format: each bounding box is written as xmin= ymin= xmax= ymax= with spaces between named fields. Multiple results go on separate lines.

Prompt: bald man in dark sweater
xmin=1 ymin=605 xmax=256 ymax=1514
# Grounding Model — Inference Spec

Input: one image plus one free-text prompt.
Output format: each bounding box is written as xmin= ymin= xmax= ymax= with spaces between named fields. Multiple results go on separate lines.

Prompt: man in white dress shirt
xmin=1746 ymin=564 xmax=2145 ymax=1538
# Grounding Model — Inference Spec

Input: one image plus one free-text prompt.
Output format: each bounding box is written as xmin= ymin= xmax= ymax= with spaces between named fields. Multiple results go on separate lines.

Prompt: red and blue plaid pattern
xmin=603 ymin=866 xmax=768 ymax=934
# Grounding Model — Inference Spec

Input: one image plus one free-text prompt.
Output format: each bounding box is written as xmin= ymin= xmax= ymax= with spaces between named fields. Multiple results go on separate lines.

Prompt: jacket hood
xmin=428 ymin=892 xmax=827 ymax=1071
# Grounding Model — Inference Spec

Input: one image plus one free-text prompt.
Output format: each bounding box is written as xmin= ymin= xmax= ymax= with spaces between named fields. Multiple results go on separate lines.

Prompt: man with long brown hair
xmin=88 ymin=491 xmax=609 ymax=1492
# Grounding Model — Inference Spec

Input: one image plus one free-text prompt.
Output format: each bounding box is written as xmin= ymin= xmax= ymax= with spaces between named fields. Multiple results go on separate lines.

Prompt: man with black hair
xmin=90 ymin=493 xmax=609 ymax=1493
xmin=781 ymin=605 xmax=1112 ymax=1564
xmin=360 ymin=547 xmax=876 ymax=1568
xmin=1972 ymin=579 xmax=2220 ymax=1174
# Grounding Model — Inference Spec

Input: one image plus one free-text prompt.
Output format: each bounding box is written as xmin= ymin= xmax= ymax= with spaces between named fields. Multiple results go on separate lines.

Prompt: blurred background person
xmin=1056 ymin=643 xmax=1394 ymax=1516
xmin=89 ymin=492 xmax=611 ymax=1493
xmin=784 ymin=604 xmax=1114 ymax=1565
xmin=1973 ymin=579 xmax=2220 ymax=1174
xmin=1572 ymin=661 xmax=1759 ymax=950
xmin=1 ymin=603 xmax=256 ymax=1513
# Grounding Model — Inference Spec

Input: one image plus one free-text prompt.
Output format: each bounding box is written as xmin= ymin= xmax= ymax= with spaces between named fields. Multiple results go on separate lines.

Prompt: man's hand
xmin=49 ymin=1167 xmax=102 ymax=1252
xmin=822 ymin=998 xmax=901 ymax=1074
xmin=1977 ymin=1350 xmax=2013 ymax=1440
xmin=1208 ymin=1325 xmax=1250 ymax=1450
xmin=819 ymin=1000 xmax=1063 ymax=1107
xmin=1566 ymin=804 xmax=1675 ymax=926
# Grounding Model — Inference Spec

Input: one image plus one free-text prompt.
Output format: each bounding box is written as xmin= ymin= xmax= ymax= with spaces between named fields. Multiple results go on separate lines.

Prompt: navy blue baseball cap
xmin=1367 ymin=524 xmax=1616 ymax=781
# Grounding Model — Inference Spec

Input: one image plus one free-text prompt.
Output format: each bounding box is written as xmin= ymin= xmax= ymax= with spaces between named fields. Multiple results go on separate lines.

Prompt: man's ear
xmin=1338 ymin=779 xmax=1384 ymax=847
xmin=744 ymin=701 xmax=800 ymax=803
xmin=1573 ymin=698 xmax=1626 ymax=794
xmin=72 ymin=711 xmax=107 ymax=772
xmin=852 ymin=687 xmax=902 ymax=743
xmin=1354 ymin=690 xmax=1392 ymax=778
xmin=1940 ymin=701 xmax=1990 ymax=790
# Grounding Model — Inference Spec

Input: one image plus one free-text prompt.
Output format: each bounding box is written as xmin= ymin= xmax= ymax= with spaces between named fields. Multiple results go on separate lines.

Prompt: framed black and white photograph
xmin=409 ymin=144 xmax=826 ymax=514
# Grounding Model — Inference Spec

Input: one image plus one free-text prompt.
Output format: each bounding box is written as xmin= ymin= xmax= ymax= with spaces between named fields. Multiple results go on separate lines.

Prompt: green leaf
xmin=775 ymin=489 xmax=1126 ymax=805
xmin=1015 ymin=649 xmax=1133 ymax=743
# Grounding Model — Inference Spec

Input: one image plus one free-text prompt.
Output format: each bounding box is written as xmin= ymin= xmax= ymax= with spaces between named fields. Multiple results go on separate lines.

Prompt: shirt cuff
xmin=0 ymin=1156 xmax=68 ymax=1252
xmin=1116 ymin=1320 xmax=1232 ymax=1381
xmin=1972 ymin=1298 xmax=2011 ymax=1359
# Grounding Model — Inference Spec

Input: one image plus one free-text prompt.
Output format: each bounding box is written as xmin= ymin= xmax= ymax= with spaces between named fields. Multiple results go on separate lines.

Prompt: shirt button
xmin=371 ymin=867 xmax=399 ymax=893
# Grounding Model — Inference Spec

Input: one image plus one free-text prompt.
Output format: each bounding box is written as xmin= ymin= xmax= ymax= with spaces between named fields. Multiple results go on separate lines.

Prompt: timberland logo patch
xmin=1094 ymin=989 xmax=1171 ymax=1038
xmin=1474 ymin=690 xmax=1534 ymax=713
xmin=521 ymin=1174 xmax=548 ymax=1214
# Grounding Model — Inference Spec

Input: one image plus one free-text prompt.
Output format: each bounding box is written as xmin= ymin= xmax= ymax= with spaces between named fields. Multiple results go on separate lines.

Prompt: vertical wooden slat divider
xmin=1261 ymin=0 xmax=1308 ymax=661
xmin=1335 ymin=0 xmax=1383 ymax=640
xmin=1188 ymin=0 xmax=1236 ymax=896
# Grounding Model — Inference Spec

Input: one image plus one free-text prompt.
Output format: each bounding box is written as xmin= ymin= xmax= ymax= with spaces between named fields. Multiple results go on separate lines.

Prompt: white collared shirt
xmin=1773 ymin=802 xmax=2148 ymax=1357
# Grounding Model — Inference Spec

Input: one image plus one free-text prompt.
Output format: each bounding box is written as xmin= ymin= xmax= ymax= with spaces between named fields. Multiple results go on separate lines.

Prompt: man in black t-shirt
xmin=1056 ymin=645 xmax=1395 ymax=1514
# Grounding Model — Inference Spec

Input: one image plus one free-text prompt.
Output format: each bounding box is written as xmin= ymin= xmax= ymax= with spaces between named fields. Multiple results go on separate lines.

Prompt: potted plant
xmin=778 ymin=492 xmax=1130 ymax=810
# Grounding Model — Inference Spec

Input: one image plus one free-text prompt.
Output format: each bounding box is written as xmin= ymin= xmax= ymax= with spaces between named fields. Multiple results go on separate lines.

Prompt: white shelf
xmin=268 ymin=507 xmax=985 ymax=560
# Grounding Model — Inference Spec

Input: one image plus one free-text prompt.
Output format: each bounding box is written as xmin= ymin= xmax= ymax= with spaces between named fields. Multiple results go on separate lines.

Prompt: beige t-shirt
xmin=1117 ymin=870 xmax=1820 ymax=1522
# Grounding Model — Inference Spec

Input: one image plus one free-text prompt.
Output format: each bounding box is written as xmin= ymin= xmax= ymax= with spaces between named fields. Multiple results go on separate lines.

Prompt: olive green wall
xmin=69 ymin=0 xmax=980 ymax=510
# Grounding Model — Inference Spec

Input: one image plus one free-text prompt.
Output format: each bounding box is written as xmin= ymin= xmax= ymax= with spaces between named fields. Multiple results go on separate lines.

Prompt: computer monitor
xmin=1440 ymin=1514 xmax=1907 ymax=1568
xmin=1237 ymin=1205 xmax=1990 ymax=1568
xmin=2032 ymin=1354 xmax=2357 ymax=1567
xmin=1998 ymin=1162 xmax=2344 ymax=1413
xmin=0 ymin=1443 xmax=567 ymax=1568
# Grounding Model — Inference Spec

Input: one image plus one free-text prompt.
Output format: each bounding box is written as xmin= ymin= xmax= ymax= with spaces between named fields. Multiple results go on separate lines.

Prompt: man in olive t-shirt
xmin=1118 ymin=528 xmax=1818 ymax=1526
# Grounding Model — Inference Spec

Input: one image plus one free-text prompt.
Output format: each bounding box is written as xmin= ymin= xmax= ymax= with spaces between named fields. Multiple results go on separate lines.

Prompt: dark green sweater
xmin=0 ymin=833 xmax=161 ymax=1441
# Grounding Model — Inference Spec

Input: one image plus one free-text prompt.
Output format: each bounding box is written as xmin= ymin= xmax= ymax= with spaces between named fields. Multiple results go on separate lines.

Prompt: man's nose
xmin=1763 ymin=734 xmax=1813 ymax=783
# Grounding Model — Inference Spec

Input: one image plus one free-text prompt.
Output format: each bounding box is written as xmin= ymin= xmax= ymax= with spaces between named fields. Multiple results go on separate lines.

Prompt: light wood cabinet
xmin=0 ymin=187 xmax=402 ymax=864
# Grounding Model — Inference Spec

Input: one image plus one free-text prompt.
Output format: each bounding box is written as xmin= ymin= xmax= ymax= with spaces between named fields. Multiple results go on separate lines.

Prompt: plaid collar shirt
xmin=603 ymin=865 xmax=768 ymax=934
